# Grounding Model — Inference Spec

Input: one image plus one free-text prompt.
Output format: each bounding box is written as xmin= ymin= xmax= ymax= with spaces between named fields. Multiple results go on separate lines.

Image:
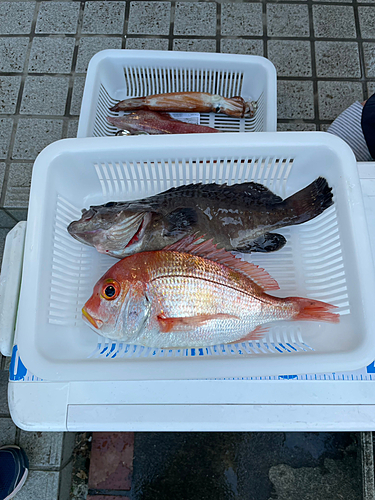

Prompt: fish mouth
xmin=67 ymin=220 xmax=102 ymax=244
xmin=82 ymin=308 xmax=103 ymax=329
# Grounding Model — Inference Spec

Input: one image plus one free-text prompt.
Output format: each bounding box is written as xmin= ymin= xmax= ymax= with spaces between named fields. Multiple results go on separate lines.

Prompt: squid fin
xmin=165 ymin=235 xmax=279 ymax=291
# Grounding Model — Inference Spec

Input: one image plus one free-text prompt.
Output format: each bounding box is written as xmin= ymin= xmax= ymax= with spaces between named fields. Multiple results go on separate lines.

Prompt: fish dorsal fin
xmin=165 ymin=235 xmax=279 ymax=291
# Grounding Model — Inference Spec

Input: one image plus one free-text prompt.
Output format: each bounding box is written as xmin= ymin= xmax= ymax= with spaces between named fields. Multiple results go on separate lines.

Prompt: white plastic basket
xmin=77 ymin=50 xmax=277 ymax=138
xmin=15 ymin=132 xmax=375 ymax=381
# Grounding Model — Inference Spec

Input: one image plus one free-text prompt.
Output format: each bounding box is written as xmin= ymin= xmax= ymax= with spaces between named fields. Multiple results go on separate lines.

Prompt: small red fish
xmin=107 ymin=111 xmax=220 ymax=135
xmin=82 ymin=236 xmax=339 ymax=347
xmin=109 ymin=91 xmax=253 ymax=118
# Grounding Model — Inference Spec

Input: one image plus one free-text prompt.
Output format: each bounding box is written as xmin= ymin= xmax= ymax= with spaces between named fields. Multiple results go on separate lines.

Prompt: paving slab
xmin=0 ymin=229 xmax=9 ymax=266
xmin=0 ymin=37 xmax=29 ymax=72
xmin=125 ymin=37 xmax=168 ymax=50
xmin=70 ymin=76 xmax=86 ymax=116
xmin=128 ymin=1 xmax=171 ymax=35
xmin=0 ymin=209 xmax=16 ymax=229
xmin=12 ymin=118 xmax=63 ymax=160
xmin=268 ymin=40 xmax=312 ymax=77
xmin=75 ymin=37 xmax=123 ymax=73
xmin=221 ymin=3 xmax=263 ymax=36
xmin=0 ymin=76 xmax=21 ymax=114
xmin=20 ymin=76 xmax=69 ymax=116
xmin=358 ymin=6 xmax=375 ymax=39
xmin=19 ymin=431 xmax=65 ymax=469
xmin=66 ymin=119 xmax=79 ymax=138
xmin=315 ymin=41 xmax=361 ymax=78
xmin=317 ymin=80 xmax=364 ymax=120
xmin=221 ymin=38 xmax=263 ymax=56
xmin=0 ymin=1 xmax=35 ymax=34
xmin=174 ymin=2 xmax=217 ymax=36
xmin=2 ymin=355 xmax=11 ymax=372
xmin=173 ymin=38 xmax=216 ymax=52
xmin=277 ymin=122 xmax=317 ymax=131
xmin=0 ymin=417 xmax=17 ymax=447
xmin=363 ymin=42 xmax=375 ymax=77
xmin=0 ymin=208 xmax=17 ymax=228
xmin=267 ymin=4 xmax=309 ymax=37
xmin=82 ymin=1 xmax=125 ymax=35
xmin=4 ymin=163 xmax=33 ymax=208
xmin=5 ymin=208 xmax=28 ymax=222
xmin=277 ymin=80 xmax=315 ymax=120
xmin=28 ymin=37 xmax=75 ymax=74
xmin=367 ymin=81 xmax=375 ymax=96
xmin=0 ymin=370 xmax=10 ymax=415
xmin=35 ymin=1 xmax=80 ymax=34
xmin=0 ymin=118 xmax=13 ymax=159
xmin=312 ymin=5 xmax=356 ymax=39
xmin=14 ymin=470 xmax=60 ymax=500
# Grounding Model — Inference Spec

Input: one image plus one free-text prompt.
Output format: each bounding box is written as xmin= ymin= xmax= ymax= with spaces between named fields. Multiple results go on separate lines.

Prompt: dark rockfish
xmin=68 ymin=178 xmax=333 ymax=259
xmin=107 ymin=111 xmax=220 ymax=135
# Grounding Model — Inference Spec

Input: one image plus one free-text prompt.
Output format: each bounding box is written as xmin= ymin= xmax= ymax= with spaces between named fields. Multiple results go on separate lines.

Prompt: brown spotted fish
xmin=68 ymin=178 xmax=333 ymax=259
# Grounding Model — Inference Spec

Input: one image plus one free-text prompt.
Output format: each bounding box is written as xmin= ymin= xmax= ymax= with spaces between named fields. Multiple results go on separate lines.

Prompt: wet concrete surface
xmin=132 ymin=432 xmax=362 ymax=500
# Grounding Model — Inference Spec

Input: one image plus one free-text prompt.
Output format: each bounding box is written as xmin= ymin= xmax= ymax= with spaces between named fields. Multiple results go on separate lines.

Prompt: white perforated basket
xmin=77 ymin=50 xmax=277 ymax=138
xmin=15 ymin=132 xmax=375 ymax=381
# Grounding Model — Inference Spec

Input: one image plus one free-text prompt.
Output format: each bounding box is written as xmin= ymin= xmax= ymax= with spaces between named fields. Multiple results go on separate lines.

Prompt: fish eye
xmin=105 ymin=202 xmax=116 ymax=208
xmin=101 ymin=280 xmax=120 ymax=300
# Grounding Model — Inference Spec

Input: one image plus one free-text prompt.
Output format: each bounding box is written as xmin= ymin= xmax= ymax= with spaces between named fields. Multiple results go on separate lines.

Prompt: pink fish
xmin=82 ymin=236 xmax=339 ymax=347
xmin=106 ymin=111 xmax=220 ymax=135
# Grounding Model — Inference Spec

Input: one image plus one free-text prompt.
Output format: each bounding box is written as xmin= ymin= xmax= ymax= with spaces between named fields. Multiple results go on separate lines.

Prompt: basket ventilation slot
xmin=48 ymin=196 xmax=114 ymax=327
xmin=88 ymin=328 xmax=315 ymax=360
xmin=93 ymin=155 xmax=294 ymax=199
xmin=123 ymin=67 xmax=244 ymax=97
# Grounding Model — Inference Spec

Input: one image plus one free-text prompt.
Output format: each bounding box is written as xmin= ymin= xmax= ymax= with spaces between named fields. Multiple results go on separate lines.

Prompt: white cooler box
xmin=2 ymin=132 xmax=375 ymax=387
xmin=76 ymin=50 xmax=277 ymax=138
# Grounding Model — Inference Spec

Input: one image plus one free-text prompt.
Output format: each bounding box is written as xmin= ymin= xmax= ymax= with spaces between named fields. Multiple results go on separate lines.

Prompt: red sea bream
xmin=82 ymin=237 xmax=339 ymax=347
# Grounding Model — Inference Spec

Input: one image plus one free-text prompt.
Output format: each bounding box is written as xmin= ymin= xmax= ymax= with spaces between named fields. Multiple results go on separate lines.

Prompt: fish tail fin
xmin=109 ymin=97 xmax=147 ymax=112
xmin=284 ymin=177 xmax=333 ymax=225
xmin=289 ymin=297 xmax=340 ymax=323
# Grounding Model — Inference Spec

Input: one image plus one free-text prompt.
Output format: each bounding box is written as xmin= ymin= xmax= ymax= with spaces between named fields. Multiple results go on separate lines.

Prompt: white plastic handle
xmin=0 ymin=221 xmax=27 ymax=357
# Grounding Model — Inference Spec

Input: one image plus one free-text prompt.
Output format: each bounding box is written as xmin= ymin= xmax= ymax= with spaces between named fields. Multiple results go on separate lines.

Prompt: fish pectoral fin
xmin=234 ymin=325 xmax=269 ymax=343
xmin=165 ymin=207 xmax=198 ymax=236
xmin=157 ymin=313 xmax=240 ymax=333
xmin=236 ymin=233 xmax=287 ymax=253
